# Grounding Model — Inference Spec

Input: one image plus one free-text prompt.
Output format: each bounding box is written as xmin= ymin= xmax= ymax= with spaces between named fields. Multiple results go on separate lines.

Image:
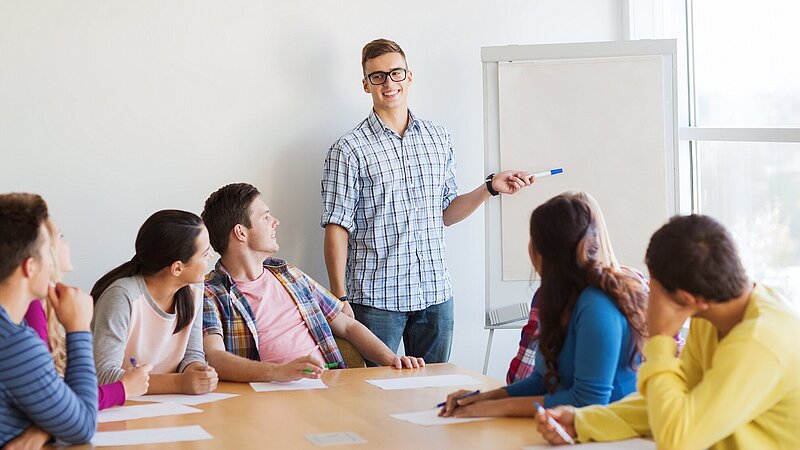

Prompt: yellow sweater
xmin=574 ymin=284 xmax=800 ymax=450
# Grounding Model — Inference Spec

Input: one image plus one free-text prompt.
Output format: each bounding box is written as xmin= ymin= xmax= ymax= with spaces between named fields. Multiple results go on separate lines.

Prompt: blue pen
xmin=436 ymin=389 xmax=480 ymax=408
xmin=129 ymin=357 xmax=138 ymax=368
xmin=535 ymin=401 xmax=575 ymax=445
xmin=528 ymin=167 xmax=564 ymax=180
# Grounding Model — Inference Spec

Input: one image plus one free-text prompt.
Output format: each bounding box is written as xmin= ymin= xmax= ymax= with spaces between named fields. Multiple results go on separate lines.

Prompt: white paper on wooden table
xmin=126 ymin=392 xmax=238 ymax=406
xmin=390 ymin=408 xmax=494 ymax=426
xmin=250 ymin=378 xmax=328 ymax=392
xmin=97 ymin=402 xmax=201 ymax=423
xmin=366 ymin=374 xmax=482 ymax=390
xmin=91 ymin=425 xmax=213 ymax=446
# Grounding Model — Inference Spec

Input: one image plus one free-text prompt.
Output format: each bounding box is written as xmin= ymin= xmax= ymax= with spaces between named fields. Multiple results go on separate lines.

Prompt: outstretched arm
xmin=442 ymin=170 xmax=533 ymax=226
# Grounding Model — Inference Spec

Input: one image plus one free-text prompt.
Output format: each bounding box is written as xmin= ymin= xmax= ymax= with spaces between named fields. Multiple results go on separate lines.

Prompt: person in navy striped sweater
xmin=0 ymin=193 xmax=97 ymax=447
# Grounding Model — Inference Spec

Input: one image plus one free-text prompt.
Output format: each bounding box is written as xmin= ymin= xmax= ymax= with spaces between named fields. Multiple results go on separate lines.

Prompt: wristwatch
xmin=485 ymin=173 xmax=500 ymax=196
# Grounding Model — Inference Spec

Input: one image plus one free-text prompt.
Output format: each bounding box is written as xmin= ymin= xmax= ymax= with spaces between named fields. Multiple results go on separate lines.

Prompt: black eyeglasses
xmin=365 ymin=68 xmax=407 ymax=85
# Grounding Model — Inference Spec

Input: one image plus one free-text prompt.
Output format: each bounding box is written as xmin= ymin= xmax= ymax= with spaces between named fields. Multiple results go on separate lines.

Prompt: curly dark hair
xmin=531 ymin=194 xmax=648 ymax=392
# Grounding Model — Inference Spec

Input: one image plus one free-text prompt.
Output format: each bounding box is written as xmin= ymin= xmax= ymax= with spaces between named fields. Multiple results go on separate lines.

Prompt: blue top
xmin=0 ymin=306 xmax=97 ymax=445
xmin=503 ymin=286 xmax=639 ymax=408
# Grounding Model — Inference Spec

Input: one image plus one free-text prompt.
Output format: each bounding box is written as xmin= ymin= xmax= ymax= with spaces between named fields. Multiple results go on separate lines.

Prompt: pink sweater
xmin=24 ymin=299 xmax=125 ymax=410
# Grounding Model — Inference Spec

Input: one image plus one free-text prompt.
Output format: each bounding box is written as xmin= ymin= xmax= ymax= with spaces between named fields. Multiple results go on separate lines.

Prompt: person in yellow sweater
xmin=536 ymin=214 xmax=800 ymax=450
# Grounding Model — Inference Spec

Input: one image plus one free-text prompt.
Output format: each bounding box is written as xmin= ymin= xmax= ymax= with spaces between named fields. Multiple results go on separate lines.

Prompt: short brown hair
xmin=0 ymin=193 xmax=49 ymax=283
xmin=361 ymin=38 xmax=406 ymax=72
xmin=202 ymin=183 xmax=261 ymax=256
xmin=646 ymin=214 xmax=748 ymax=301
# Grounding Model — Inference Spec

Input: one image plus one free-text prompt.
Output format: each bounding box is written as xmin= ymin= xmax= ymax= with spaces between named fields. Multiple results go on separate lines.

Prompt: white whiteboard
xmin=483 ymin=40 xmax=680 ymax=326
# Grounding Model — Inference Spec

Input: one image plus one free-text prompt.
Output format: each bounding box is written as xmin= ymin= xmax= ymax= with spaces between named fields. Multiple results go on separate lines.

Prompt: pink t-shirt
xmin=236 ymin=268 xmax=326 ymax=365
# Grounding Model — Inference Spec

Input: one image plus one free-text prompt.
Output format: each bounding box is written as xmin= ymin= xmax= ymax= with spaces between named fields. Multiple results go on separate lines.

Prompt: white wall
xmin=0 ymin=0 xmax=622 ymax=379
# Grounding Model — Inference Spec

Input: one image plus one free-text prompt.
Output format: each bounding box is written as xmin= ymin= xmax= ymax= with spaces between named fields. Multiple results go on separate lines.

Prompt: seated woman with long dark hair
xmin=91 ymin=210 xmax=218 ymax=395
xmin=440 ymin=193 xmax=647 ymax=417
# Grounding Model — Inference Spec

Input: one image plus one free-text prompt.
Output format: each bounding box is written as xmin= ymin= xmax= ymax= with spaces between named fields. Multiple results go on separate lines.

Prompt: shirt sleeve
xmin=320 ymin=140 xmax=360 ymax=231
xmin=441 ymin=133 xmax=458 ymax=211
xmin=202 ymin=285 xmax=224 ymax=337
xmin=637 ymin=333 xmax=787 ymax=450
xmin=506 ymin=293 xmax=540 ymax=384
xmin=178 ymin=287 xmax=207 ymax=372
xmin=303 ymin=273 xmax=344 ymax=322
xmin=2 ymin=331 xmax=98 ymax=444
xmin=545 ymin=295 xmax=629 ymax=407
xmin=503 ymin=371 xmax=547 ymax=397
xmin=91 ymin=286 xmax=131 ymax=384
xmin=575 ymin=392 xmax=651 ymax=443
xmin=97 ymin=381 xmax=126 ymax=410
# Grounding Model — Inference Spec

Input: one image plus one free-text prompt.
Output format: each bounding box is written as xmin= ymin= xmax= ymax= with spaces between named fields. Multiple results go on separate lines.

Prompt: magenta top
xmin=24 ymin=300 xmax=126 ymax=410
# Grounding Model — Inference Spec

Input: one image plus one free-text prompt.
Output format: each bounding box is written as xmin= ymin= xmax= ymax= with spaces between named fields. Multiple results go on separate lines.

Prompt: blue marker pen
xmin=528 ymin=167 xmax=564 ymax=180
xmin=436 ymin=389 xmax=480 ymax=408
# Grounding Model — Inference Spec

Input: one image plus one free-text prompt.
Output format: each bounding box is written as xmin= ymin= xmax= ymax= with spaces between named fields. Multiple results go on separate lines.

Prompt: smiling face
xmin=245 ymin=197 xmax=280 ymax=255
xmin=362 ymin=52 xmax=412 ymax=114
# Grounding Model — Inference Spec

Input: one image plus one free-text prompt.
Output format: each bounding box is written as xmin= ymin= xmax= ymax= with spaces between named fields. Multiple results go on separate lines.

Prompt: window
xmin=687 ymin=0 xmax=800 ymax=297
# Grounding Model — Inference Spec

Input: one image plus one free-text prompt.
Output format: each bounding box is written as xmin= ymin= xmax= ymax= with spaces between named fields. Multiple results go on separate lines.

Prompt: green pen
xmin=303 ymin=362 xmax=339 ymax=373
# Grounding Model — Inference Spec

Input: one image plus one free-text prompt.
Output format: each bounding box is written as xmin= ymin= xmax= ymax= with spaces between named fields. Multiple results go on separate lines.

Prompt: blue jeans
xmin=351 ymin=298 xmax=454 ymax=365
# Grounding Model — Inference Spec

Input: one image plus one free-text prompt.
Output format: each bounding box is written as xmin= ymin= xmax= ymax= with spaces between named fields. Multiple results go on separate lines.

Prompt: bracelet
xmin=339 ymin=295 xmax=349 ymax=302
xmin=485 ymin=173 xmax=500 ymax=196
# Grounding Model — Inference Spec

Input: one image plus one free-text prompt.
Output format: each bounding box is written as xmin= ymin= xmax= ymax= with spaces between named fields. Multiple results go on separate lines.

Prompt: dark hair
xmin=361 ymin=38 xmax=407 ymax=72
xmin=532 ymin=194 xmax=648 ymax=392
xmin=202 ymin=183 xmax=261 ymax=256
xmin=91 ymin=210 xmax=204 ymax=334
xmin=646 ymin=214 xmax=748 ymax=301
xmin=0 ymin=193 xmax=49 ymax=283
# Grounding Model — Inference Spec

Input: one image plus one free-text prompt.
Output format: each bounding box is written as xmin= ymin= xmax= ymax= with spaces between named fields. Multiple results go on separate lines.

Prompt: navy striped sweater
xmin=0 ymin=306 xmax=97 ymax=445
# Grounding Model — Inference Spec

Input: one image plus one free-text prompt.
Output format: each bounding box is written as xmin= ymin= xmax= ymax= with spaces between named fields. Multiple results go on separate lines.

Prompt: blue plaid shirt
xmin=321 ymin=110 xmax=457 ymax=311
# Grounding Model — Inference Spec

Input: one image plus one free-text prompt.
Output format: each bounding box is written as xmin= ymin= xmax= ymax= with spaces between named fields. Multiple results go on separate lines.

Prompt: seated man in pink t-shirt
xmin=201 ymin=183 xmax=425 ymax=382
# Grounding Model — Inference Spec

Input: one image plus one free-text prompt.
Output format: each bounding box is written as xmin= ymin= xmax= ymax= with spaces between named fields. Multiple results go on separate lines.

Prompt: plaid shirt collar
xmin=366 ymin=109 xmax=421 ymax=137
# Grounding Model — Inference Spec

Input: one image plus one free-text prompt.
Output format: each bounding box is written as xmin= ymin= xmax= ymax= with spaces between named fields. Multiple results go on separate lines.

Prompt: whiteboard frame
xmin=482 ymin=39 xmax=680 ymax=329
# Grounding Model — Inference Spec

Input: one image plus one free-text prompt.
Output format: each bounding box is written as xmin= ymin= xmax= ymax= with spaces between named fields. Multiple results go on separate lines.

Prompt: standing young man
xmin=321 ymin=38 xmax=534 ymax=363
xmin=536 ymin=215 xmax=800 ymax=449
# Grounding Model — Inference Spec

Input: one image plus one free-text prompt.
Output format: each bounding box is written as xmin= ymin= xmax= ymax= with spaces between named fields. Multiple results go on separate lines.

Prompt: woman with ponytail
xmin=440 ymin=193 xmax=647 ymax=418
xmin=91 ymin=210 xmax=218 ymax=395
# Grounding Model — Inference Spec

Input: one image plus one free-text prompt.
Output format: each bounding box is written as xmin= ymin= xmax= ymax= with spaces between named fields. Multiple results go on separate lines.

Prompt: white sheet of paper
xmin=523 ymin=438 xmax=655 ymax=449
xmin=366 ymin=374 xmax=482 ymax=390
xmin=304 ymin=431 xmax=366 ymax=446
xmin=390 ymin=408 xmax=493 ymax=426
xmin=97 ymin=402 xmax=201 ymax=423
xmin=91 ymin=425 xmax=212 ymax=446
xmin=250 ymin=378 xmax=328 ymax=392
xmin=126 ymin=392 xmax=238 ymax=406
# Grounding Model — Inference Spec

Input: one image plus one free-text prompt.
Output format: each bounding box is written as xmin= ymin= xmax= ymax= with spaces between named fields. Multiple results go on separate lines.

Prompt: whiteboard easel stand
xmin=482 ymin=320 xmax=527 ymax=375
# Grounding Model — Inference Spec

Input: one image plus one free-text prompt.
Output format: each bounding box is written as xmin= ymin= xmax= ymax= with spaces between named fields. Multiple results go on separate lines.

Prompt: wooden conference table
xmin=78 ymin=363 xmax=547 ymax=449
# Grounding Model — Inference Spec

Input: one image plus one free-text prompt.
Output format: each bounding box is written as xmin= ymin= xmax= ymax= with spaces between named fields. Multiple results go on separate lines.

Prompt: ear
xmin=362 ymin=78 xmax=370 ymax=93
xmin=233 ymin=224 xmax=247 ymax=243
xmin=406 ymin=70 xmax=413 ymax=86
xmin=674 ymin=289 xmax=707 ymax=312
xmin=170 ymin=261 xmax=183 ymax=277
xmin=692 ymin=295 xmax=712 ymax=313
xmin=527 ymin=241 xmax=534 ymax=263
xmin=21 ymin=257 xmax=36 ymax=278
